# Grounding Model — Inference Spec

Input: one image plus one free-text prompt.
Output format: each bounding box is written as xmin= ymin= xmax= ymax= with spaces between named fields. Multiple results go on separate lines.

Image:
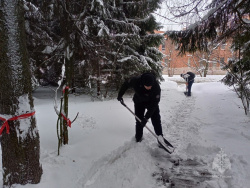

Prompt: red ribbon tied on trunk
xmin=63 ymin=86 xmax=69 ymax=93
xmin=60 ymin=113 xmax=71 ymax=127
xmin=0 ymin=111 xmax=36 ymax=135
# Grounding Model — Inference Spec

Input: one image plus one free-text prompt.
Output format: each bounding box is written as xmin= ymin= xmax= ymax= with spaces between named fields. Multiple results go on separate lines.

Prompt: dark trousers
xmin=134 ymin=102 xmax=162 ymax=141
xmin=187 ymin=80 xmax=194 ymax=96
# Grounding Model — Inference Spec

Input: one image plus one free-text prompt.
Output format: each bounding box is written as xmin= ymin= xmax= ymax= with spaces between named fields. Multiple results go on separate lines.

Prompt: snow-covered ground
xmin=1 ymin=75 xmax=250 ymax=188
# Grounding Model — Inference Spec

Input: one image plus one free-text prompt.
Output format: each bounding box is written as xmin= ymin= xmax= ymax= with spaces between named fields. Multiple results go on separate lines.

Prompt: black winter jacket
xmin=118 ymin=74 xmax=161 ymax=119
xmin=183 ymin=72 xmax=195 ymax=82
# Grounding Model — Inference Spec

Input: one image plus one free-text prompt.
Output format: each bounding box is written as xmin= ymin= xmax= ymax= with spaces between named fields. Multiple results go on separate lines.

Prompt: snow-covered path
xmin=160 ymin=80 xmax=199 ymax=153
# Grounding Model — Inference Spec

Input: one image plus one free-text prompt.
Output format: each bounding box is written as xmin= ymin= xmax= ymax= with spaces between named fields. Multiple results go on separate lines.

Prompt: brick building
xmin=155 ymin=31 xmax=233 ymax=76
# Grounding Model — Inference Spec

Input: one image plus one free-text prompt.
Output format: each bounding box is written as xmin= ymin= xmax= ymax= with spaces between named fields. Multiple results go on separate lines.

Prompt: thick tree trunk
xmin=0 ymin=0 xmax=42 ymax=186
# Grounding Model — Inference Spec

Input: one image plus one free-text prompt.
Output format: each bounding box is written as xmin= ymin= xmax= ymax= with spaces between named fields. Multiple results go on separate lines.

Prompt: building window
xmin=162 ymin=41 xmax=165 ymax=51
xmin=164 ymin=59 xmax=168 ymax=67
xmin=220 ymin=57 xmax=225 ymax=68
xmin=221 ymin=41 xmax=226 ymax=50
xmin=220 ymin=57 xmax=225 ymax=63
xmin=175 ymin=44 xmax=178 ymax=50
xmin=188 ymin=57 xmax=191 ymax=66
xmin=220 ymin=62 xmax=224 ymax=69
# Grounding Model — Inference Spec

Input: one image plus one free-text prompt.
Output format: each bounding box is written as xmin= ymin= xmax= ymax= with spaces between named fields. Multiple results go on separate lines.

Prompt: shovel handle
xmin=120 ymin=100 xmax=174 ymax=154
xmin=120 ymin=100 xmax=158 ymax=139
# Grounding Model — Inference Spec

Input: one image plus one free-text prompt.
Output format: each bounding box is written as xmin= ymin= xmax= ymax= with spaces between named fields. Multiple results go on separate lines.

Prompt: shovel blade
xmin=157 ymin=139 xmax=174 ymax=154
xmin=163 ymin=137 xmax=174 ymax=148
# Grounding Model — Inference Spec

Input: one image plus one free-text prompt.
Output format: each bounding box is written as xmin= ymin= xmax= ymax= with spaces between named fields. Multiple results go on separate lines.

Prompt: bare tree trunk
xmin=62 ymin=83 xmax=69 ymax=144
xmin=96 ymin=60 xmax=101 ymax=96
xmin=0 ymin=0 xmax=42 ymax=186
xmin=203 ymin=60 xmax=209 ymax=77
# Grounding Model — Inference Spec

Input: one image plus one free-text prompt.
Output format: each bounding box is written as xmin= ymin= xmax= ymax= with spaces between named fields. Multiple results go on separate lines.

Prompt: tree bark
xmin=0 ymin=0 xmax=42 ymax=186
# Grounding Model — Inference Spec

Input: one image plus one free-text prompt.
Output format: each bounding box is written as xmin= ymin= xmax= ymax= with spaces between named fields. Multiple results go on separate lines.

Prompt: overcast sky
xmin=154 ymin=5 xmax=185 ymax=31
xmin=154 ymin=14 xmax=181 ymax=31
xmin=154 ymin=0 xmax=211 ymax=31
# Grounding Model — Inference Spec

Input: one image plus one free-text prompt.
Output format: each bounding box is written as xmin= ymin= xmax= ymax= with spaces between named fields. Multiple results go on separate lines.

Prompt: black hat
xmin=141 ymin=73 xmax=155 ymax=86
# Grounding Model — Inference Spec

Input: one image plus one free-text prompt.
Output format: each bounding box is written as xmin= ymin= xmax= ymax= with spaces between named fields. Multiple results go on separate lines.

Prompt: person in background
xmin=117 ymin=72 xmax=163 ymax=142
xmin=180 ymin=72 xmax=195 ymax=97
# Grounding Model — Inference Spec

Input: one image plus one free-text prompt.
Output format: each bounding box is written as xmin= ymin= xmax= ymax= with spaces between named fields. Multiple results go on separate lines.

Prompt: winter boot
xmin=135 ymin=136 xmax=143 ymax=142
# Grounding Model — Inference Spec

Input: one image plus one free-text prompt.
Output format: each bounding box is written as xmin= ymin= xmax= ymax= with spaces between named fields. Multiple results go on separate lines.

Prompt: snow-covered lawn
xmin=1 ymin=75 xmax=250 ymax=188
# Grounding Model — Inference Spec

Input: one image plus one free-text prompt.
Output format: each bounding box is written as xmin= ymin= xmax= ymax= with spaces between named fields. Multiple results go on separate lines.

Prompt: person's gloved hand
xmin=117 ymin=96 xmax=124 ymax=103
xmin=140 ymin=117 xmax=148 ymax=127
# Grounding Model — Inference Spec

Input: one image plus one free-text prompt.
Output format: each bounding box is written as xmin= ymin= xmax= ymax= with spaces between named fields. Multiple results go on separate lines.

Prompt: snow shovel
xmin=120 ymin=100 xmax=174 ymax=154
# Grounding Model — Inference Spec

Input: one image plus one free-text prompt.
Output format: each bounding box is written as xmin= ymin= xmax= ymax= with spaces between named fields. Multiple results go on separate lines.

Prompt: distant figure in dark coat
xmin=180 ymin=72 xmax=195 ymax=97
xmin=117 ymin=72 xmax=163 ymax=142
